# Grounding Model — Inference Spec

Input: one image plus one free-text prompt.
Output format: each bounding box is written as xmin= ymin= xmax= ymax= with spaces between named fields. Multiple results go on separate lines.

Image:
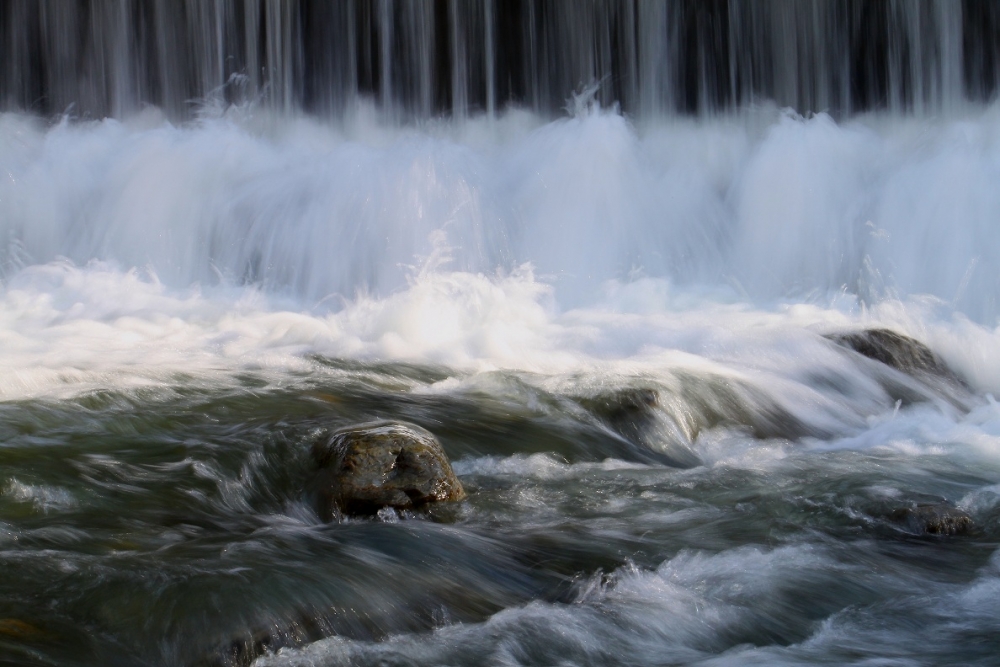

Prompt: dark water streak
xmin=3 ymin=1 xmax=1000 ymax=120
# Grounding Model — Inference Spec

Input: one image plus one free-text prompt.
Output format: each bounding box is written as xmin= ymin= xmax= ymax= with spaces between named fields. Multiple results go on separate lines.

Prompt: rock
xmin=827 ymin=328 xmax=972 ymax=411
xmin=585 ymin=387 xmax=661 ymax=420
xmin=310 ymin=421 xmax=466 ymax=519
xmin=579 ymin=387 xmax=666 ymax=442
xmin=577 ymin=379 xmax=823 ymax=465
xmin=577 ymin=387 xmax=702 ymax=467
xmin=889 ymin=503 xmax=973 ymax=536
xmin=827 ymin=328 xmax=962 ymax=385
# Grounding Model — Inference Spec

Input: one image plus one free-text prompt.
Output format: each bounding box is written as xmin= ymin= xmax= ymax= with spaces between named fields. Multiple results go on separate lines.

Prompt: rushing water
xmin=3 ymin=3 xmax=1000 ymax=667
xmin=4 ymin=0 xmax=1000 ymax=119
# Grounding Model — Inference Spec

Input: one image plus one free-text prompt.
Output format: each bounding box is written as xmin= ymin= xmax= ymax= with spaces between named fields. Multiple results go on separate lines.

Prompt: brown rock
xmin=310 ymin=421 xmax=465 ymax=519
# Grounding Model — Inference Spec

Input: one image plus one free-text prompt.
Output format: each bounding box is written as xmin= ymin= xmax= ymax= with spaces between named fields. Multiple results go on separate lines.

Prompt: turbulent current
xmin=3 ymin=99 xmax=1000 ymax=666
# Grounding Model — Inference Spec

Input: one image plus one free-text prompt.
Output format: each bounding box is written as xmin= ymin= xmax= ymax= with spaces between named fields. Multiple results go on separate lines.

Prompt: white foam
xmin=6 ymin=105 xmax=1000 ymax=314
xmin=4 ymin=107 xmax=1000 ymax=439
xmin=3 ymin=478 xmax=77 ymax=513
xmin=0 ymin=259 xmax=993 ymax=456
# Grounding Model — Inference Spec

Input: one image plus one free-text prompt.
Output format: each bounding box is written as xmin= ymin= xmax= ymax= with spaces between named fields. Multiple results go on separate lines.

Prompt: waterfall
xmin=5 ymin=12 xmax=1000 ymax=665
xmin=2 ymin=0 xmax=996 ymax=120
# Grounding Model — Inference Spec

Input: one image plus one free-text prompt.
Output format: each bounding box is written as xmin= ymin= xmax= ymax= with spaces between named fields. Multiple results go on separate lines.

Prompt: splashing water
xmin=2 ymin=5 xmax=1000 ymax=666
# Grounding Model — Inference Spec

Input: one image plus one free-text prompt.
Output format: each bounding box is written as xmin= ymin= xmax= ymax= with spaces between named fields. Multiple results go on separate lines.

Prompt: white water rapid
xmin=3 ymin=5 xmax=1000 ymax=667
xmin=1 ymin=103 xmax=1000 ymax=400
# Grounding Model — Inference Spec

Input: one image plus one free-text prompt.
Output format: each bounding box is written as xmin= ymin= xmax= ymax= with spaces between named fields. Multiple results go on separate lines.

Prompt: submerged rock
xmin=826 ymin=327 xmax=973 ymax=413
xmin=579 ymin=387 xmax=665 ymax=442
xmin=310 ymin=421 xmax=465 ymax=520
xmin=578 ymin=387 xmax=702 ymax=468
xmin=888 ymin=503 xmax=973 ymax=536
xmin=577 ymin=379 xmax=821 ymax=467
xmin=827 ymin=328 xmax=963 ymax=385
xmin=193 ymin=610 xmax=335 ymax=667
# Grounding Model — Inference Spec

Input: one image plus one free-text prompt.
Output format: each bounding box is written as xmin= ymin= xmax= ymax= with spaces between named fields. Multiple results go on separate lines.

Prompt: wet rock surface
xmin=889 ymin=503 xmax=974 ymax=536
xmin=828 ymin=328 xmax=963 ymax=385
xmin=577 ymin=379 xmax=820 ymax=467
xmin=197 ymin=619 xmax=319 ymax=667
xmin=827 ymin=328 xmax=972 ymax=411
xmin=577 ymin=387 xmax=701 ymax=467
xmin=310 ymin=421 xmax=466 ymax=519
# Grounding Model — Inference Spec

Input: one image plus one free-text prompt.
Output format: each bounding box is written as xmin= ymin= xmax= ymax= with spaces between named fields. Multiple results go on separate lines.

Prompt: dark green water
xmin=2 ymin=362 xmax=999 ymax=667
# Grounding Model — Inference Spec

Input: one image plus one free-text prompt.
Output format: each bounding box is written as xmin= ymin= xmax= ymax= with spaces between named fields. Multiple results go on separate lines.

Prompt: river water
xmin=2 ymin=102 xmax=1000 ymax=666
xmin=3 ymin=3 xmax=1000 ymax=666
